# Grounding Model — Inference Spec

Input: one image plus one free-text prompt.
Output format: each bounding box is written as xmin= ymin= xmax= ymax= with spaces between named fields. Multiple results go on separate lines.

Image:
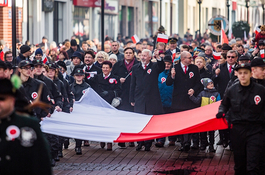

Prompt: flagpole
xmin=218 ymin=35 xmax=220 ymax=43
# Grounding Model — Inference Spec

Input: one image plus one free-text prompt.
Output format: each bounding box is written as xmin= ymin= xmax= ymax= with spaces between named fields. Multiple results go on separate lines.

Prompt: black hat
xmin=70 ymin=39 xmax=77 ymax=46
xmin=20 ymin=45 xmax=31 ymax=54
xmin=71 ymin=51 xmax=82 ymax=60
xmin=258 ymin=40 xmax=265 ymax=46
xmin=0 ymin=79 xmax=17 ymax=96
xmin=234 ymin=63 xmax=251 ymax=71
xmin=0 ymin=61 xmax=7 ymax=69
xmin=136 ymin=41 xmax=142 ymax=45
xmin=74 ymin=68 xmax=85 ymax=76
xmin=47 ymin=63 xmax=57 ymax=70
xmin=147 ymin=42 xmax=153 ymax=46
xmin=239 ymin=55 xmax=250 ymax=61
xmin=251 ymin=58 xmax=265 ymax=67
xmin=18 ymin=60 xmax=33 ymax=68
xmin=126 ymin=40 xmax=133 ymax=45
xmin=222 ymin=45 xmax=232 ymax=50
xmin=163 ymin=55 xmax=172 ymax=63
xmin=42 ymin=36 xmax=47 ymax=40
xmin=56 ymin=61 xmax=67 ymax=71
xmin=168 ymin=37 xmax=178 ymax=44
xmin=32 ymin=59 xmax=43 ymax=66
xmin=158 ymin=26 xmax=166 ymax=32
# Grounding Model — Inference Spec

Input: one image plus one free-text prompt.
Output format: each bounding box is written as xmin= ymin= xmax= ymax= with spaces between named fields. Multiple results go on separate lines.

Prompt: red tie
xmin=229 ymin=65 xmax=232 ymax=74
xmin=87 ymin=66 xmax=90 ymax=71
xmin=184 ymin=65 xmax=187 ymax=74
xmin=144 ymin=65 xmax=147 ymax=70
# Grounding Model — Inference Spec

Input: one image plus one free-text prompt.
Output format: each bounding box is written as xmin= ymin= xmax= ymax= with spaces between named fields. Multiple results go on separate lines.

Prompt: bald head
xmin=180 ymin=51 xmax=190 ymax=60
xmin=180 ymin=51 xmax=192 ymax=66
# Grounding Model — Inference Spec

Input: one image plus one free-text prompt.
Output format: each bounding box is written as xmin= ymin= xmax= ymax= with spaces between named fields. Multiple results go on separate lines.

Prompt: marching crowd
xmin=1 ymin=25 xmax=265 ymax=174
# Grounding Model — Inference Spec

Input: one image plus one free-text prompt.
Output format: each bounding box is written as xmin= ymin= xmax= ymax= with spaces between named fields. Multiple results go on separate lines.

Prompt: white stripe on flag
xmin=157 ymin=33 xmax=168 ymax=43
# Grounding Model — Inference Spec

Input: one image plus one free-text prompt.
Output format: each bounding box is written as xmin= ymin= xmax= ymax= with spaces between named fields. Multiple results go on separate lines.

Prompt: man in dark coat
xmin=0 ymin=79 xmax=52 ymax=175
xmin=130 ymin=49 xmax=165 ymax=151
xmin=15 ymin=45 xmax=32 ymax=65
xmin=166 ymin=51 xmax=203 ymax=152
xmin=164 ymin=37 xmax=180 ymax=56
xmin=67 ymin=39 xmax=84 ymax=59
xmin=212 ymin=50 xmax=237 ymax=147
xmin=110 ymin=41 xmax=124 ymax=61
xmin=112 ymin=47 xmax=139 ymax=112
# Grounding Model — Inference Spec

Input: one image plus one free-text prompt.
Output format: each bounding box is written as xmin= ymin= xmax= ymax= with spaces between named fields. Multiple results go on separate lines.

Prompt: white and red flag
xmin=41 ymin=88 xmax=228 ymax=142
xmin=221 ymin=20 xmax=229 ymax=44
xmin=213 ymin=52 xmax=221 ymax=60
xmin=255 ymin=25 xmax=261 ymax=36
xmin=131 ymin=34 xmax=140 ymax=44
xmin=157 ymin=33 xmax=169 ymax=43
xmin=260 ymin=50 xmax=265 ymax=58
xmin=42 ymin=56 xmax=48 ymax=64
xmin=244 ymin=31 xmax=248 ymax=41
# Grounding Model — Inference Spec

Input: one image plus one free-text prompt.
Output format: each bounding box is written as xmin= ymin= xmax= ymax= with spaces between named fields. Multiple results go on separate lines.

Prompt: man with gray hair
xmin=166 ymin=51 xmax=203 ymax=152
xmin=130 ymin=49 xmax=165 ymax=151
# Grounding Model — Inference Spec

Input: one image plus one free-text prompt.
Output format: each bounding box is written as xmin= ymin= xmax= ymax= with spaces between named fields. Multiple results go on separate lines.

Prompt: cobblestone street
xmin=53 ymin=135 xmax=234 ymax=175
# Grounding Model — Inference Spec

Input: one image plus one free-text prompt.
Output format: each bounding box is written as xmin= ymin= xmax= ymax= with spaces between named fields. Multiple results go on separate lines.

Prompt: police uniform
xmin=0 ymin=79 xmax=52 ymax=175
xmin=218 ymin=63 xmax=265 ymax=174
xmin=70 ymin=68 xmax=90 ymax=154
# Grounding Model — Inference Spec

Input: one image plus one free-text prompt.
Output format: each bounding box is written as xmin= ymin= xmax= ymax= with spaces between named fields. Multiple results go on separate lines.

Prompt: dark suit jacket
xmin=112 ymin=58 xmax=140 ymax=112
xmin=164 ymin=48 xmax=180 ymax=56
xmin=130 ymin=60 xmax=165 ymax=115
xmin=166 ymin=63 xmax=203 ymax=111
xmin=212 ymin=63 xmax=235 ymax=98
xmin=82 ymin=64 xmax=102 ymax=90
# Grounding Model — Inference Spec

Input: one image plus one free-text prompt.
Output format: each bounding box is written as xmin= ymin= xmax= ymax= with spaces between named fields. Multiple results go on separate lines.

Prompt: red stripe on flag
xmin=260 ymin=50 xmax=264 ymax=58
xmin=114 ymin=101 xmax=228 ymax=142
xmin=213 ymin=52 xmax=221 ymax=60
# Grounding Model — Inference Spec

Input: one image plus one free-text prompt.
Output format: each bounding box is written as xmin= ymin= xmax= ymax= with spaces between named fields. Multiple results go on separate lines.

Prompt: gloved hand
xmin=99 ymin=91 xmax=108 ymax=97
xmin=216 ymin=112 xmax=226 ymax=119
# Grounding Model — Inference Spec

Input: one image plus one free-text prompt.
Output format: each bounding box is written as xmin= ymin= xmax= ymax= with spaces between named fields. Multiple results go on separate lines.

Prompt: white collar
xmin=103 ymin=73 xmax=111 ymax=78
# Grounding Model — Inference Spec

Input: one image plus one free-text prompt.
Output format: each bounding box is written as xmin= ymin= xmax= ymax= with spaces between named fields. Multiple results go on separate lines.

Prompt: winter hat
xmin=260 ymin=25 xmax=265 ymax=31
xmin=201 ymin=78 xmax=214 ymax=89
xmin=56 ymin=61 xmax=67 ymax=71
xmin=20 ymin=45 xmax=31 ymax=54
xmin=70 ymin=39 xmax=77 ymax=46
xmin=35 ymin=48 xmax=43 ymax=56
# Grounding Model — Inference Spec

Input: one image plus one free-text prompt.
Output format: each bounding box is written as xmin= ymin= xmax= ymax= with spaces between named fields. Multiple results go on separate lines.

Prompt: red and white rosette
xmin=210 ymin=96 xmax=216 ymax=102
xmin=147 ymin=69 xmax=152 ymax=74
xmin=31 ymin=92 xmax=38 ymax=100
xmin=254 ymin=95 xmax=261 ymax=105
xmin=6 ymin=125 xmax=20 ymax=141
xmin=109 ymin=78 xmax=117 ymax=84
xmin=189 ymin=72 xmax=194 ymax=79
xmin=161 ymin=77 xmax=166 ymax=83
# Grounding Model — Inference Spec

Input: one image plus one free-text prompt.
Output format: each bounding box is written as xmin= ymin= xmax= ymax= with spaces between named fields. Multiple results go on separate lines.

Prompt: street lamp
xmin=226 ymin=0 xmax=230 ymax=21
xmin=197 ymin=0 xmax=203 ymax=35
xmin=245 ymin=0 xmax=250 ymax=23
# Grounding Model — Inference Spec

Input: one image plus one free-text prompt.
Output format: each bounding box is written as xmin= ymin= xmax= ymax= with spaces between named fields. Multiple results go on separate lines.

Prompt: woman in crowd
xmin=95 ymin=51 xmax=109 ymax=68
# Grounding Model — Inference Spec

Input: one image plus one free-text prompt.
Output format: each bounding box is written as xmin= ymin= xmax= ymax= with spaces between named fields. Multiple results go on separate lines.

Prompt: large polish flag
xmin=157 ymin=33 xmax=169 ymax=43
xmin=41 ymin=88 xmax=228 ymax=142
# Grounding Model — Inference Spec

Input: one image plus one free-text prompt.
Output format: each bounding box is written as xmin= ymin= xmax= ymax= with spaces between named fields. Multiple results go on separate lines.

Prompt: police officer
xmin=217 ymin=63 xmax=265 ymax=174
xmin=164 ymin=37 xmax=180 ymax=56
xmin=0 ymin=78 xmax=52 ymax=175
xmin=70 ymin=68 xmax=90 ymax=155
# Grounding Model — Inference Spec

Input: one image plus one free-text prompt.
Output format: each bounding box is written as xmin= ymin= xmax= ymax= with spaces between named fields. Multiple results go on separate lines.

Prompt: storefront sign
xmin=73 ymin=0 xmax=102 ymax=7
xmin=0 ymin=0 xmax=8 ymax=7
xmin=105 ymin=3 xmax=115 ymax=11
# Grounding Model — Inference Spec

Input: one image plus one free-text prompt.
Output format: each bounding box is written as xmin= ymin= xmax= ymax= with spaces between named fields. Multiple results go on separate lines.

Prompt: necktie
xmin=229 ymin=65 xmax=232 ymax=74
xmin=87 ymin=66 xmax=90 ymax=71
xmin=144 ymin=65 xmax=147 ymax=70
xmin=184 ymin=65 xmax=187 ymax=74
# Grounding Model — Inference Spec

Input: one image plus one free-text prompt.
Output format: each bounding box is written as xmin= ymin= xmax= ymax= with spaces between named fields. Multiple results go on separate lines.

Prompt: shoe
xmin=200 ymin=145 xmax=206 ymax=150
xmin=51 ymin=159 xmax=56 ymax=167
xmin=184 ymin=143 xmax=190 ymax=152
xmin=216 ymin=140 xmax=223 ymax=145
xmin=168 ymin=141 xmax=175 ymax=146
xmin=75 ymin=147 xmax=82 ymax=155
xmin=223 ymin=140 xmax=228 ymax=148
xmin=100 ymin=142 xmax=106 ymax=148
xmin=118 ymin=142 xmax=126 ymax=148
xmin=144 ymin=146 xmax=150 ymax=151
xmin=191 ymin=143 xmax=199 ymax=150
xmin=64 ymin=139 xmax=69 ymax=149
xmin=136 ymin=143 xmax=144 ymax=151
xmin=209 ymin=145 xmax=216 ymax=152
xmin=107 ymin=143 xmax=112 ymax=151
xmin=155 ymin=142 xmax=164 ymax=148
xmin=129 ymin=142 xmax=135 ymax=147
xmin=54 ymin=154 xmax=60 ymax=161
xmin=84 ymin=140 xmax=90 ymax=146
xmin=58 ymin=150 xmax=63 ymax=158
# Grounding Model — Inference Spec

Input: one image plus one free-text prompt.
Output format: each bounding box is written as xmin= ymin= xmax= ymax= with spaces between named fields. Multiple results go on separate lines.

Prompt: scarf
xmin=124 ymin=58 xmax=135 ymax=72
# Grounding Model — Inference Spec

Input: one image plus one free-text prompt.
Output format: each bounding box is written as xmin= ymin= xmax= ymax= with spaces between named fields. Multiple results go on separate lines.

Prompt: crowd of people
xmin=1 ymin=25 xmax=265 ymax=174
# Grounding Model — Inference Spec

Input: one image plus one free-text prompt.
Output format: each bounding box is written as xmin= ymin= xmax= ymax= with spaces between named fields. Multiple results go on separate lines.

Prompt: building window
xmin=73 ymin=7 xmax=90 ymax=43
xmin=144 ymin=1 xmax=158 ymax=37
xmin=53 ymin=1 xmax=63 ymax=43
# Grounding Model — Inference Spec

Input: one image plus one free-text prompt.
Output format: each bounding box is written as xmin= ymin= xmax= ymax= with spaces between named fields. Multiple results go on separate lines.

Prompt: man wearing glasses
xmin=213 ymin=50 xmax=237 ymax=148
xmin=166 ymin=51 xmax=203 ymax=152
xmin=4 ymin=51 xmax=13 ymax=63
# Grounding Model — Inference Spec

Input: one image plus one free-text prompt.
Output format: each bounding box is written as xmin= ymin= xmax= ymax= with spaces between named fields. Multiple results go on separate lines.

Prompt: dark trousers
xmin=219 ymin=129 xmax=229 ymax=143
xmin=44 ymin=133 xmax=60 ymax=158
xmin=230 ymin=124 xmax=265 ymax=175
xmin=137 ymin=140 xmax=152 ymax=148
xmin=200 ymin=131 xmax=215 ymax=145
xmin=75 ymin=139 xmax=82 ymax=148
